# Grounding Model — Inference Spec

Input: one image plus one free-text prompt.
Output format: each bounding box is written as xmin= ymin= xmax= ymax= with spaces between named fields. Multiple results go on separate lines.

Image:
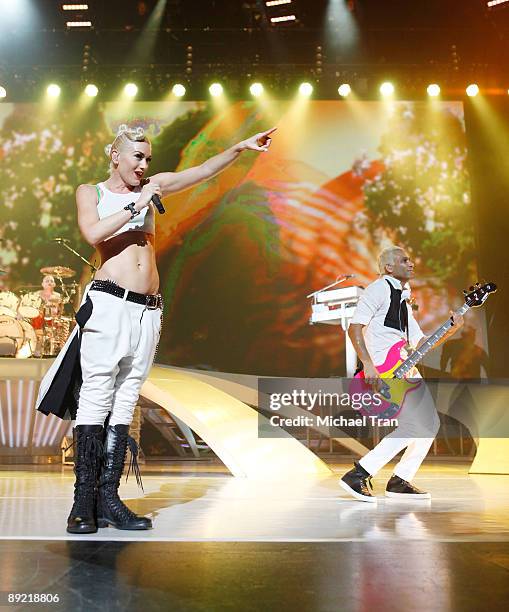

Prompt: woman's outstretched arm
xmin=150 ymin=127 xmax=276 ymax=196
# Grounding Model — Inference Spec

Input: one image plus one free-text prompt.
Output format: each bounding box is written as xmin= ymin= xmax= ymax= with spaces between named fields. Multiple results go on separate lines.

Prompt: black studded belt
xmin=90 ymin=280 xmax=163 ymax=310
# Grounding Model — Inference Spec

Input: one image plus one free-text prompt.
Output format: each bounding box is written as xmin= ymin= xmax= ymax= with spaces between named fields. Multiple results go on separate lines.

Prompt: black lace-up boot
xmin=339 ymin=461 xmax=377 ymax=503
xmin=96 ymin=424 xmax=152 ymax=530
xmin=67 ymin=425 xmax=104 ymax=534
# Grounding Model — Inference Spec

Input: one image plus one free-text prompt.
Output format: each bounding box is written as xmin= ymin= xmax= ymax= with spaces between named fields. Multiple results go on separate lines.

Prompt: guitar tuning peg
xmin=463 ymin=289 xmax=468 ymax=295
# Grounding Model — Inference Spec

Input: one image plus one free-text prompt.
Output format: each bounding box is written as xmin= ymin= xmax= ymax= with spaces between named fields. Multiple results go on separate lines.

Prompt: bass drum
xmin=0 ymin=291 xmax=20 ymax=318
xmin=0 ymin=315 xmax=24 ymax=356
xmin=17 ymin=320 xmax=37 ymax=358
xmin=18 ymin=292 xmax=42 ymax=319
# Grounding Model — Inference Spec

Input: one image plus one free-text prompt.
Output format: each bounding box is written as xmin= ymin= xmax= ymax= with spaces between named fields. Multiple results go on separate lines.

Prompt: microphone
xmin=140 ymin=178 xmax=165 ymax=214
xmin=151 ymin=194 xmax=165 ymax=215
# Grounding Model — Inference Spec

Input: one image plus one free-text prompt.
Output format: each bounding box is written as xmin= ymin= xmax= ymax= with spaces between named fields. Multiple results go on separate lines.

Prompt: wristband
xmin=123 ymin=202 xmax=140 ymax=220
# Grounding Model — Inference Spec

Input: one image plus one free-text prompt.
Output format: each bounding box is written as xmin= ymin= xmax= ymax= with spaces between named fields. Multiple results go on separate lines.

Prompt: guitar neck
xmin=393 ymin=302 xmax=470 ymax=378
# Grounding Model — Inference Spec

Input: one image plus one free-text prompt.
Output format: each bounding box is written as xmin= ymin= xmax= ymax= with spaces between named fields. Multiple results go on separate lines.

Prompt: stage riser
xmin=0 ymin=358 xmax=71 ymax=460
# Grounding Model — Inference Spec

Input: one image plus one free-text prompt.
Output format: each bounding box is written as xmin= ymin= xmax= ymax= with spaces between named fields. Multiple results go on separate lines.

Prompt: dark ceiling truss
xmin=0 ymin=1 xmax=508 ymax=99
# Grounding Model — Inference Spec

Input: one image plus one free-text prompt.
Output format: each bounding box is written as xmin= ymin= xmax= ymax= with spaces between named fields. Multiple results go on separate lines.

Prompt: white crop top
xmin=95 ymin=182 xmax=155 ymax=238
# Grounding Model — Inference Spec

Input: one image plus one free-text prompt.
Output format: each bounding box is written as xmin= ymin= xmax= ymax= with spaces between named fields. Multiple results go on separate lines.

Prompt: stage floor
xmin=0 ymin=460 xmax=508 ymax=543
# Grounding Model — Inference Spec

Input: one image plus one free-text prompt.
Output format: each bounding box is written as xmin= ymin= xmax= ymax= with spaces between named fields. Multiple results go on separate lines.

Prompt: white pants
xmin=74 ymin=289 xmax=162 ymax=427
xmin=359 ymin=381 xmax=440 ymax=482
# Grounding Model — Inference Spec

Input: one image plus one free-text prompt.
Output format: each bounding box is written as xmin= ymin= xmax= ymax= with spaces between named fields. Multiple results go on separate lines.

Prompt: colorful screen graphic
xmin=0 ymin=100 xmax=482 ymax=375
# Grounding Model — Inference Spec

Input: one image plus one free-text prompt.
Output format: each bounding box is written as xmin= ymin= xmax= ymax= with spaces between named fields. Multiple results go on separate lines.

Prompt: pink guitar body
xmin=350 ymin=340 xmax=422 ymax=419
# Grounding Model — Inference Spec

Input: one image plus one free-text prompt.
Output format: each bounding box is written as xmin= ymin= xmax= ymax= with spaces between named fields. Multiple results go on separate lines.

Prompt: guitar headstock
xmin=463 ymin=282 xmax=497 ymax=308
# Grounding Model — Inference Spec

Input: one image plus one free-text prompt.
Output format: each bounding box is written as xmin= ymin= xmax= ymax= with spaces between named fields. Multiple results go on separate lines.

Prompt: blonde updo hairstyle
xmin=105 ymin=124 xmax=151 ymax=174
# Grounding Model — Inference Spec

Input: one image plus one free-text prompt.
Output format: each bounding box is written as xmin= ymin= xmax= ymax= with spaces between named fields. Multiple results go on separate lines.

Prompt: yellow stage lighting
xmin=380 ymin=82 xmax=394 ymax=97
xmin=299 ymin=82 xmax=313 ymax=96
xmin=466 ymin=84 xmax=479 ymax=97
xmin=84 ymin=84 xmax=98 ymax=97
xmin=0 ymin=86 xmax=6 ymax=99
xmin=209 ymin=83 xmax=223 ymax=97
xmin=427 ymin=83 xmax=440 ymax=97
xmin=66 ymin=21 xmax=92 ymax=27
xmin=250 ymin=82 xmax=264 ymax=97
xmin=124 ymin=83 xmax=138 ymax=97
xmin=338 ymin=83 xmax=351 ymax=97
xmin=270 ymin=15 xmax=296 ymax=23
xmin=172 ymin=83 xmax=186 ymax=97
xmin=47 ymin=84 xmax=61 ymax=98
xmin=487 ymin=0 xmax=509 ymax=7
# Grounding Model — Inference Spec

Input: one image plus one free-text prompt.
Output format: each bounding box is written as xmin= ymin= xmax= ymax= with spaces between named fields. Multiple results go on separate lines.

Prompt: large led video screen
xmin=0 ymin=100 xmax=483 ymax=375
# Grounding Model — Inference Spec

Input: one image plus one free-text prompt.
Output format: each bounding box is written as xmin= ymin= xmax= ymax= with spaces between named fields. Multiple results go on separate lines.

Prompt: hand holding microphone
xmin=139 ymin=179 xmax=165 ymax=214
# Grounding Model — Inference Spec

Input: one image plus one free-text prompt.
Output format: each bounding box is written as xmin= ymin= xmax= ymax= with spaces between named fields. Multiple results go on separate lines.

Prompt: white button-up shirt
xmin=350 ymin=275 xmax=426 ymax=366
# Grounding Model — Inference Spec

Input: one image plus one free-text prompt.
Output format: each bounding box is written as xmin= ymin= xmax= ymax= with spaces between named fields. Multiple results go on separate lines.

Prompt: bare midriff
xmin=94 ymin=231 xmax=159 ymax=295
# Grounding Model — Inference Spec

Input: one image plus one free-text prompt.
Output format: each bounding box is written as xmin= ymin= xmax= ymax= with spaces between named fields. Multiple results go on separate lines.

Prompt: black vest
xmin=383 ymin=279 xmax=408 ymax=334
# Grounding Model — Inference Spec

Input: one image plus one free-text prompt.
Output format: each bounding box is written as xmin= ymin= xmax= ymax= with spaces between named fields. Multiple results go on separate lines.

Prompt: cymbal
xmin=40 ymin=266 xmax=76 ymax=278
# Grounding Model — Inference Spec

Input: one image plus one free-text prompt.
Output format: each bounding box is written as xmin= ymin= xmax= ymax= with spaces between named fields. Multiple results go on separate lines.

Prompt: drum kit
xmin=0 ymin=266 xmax=78 ymax=358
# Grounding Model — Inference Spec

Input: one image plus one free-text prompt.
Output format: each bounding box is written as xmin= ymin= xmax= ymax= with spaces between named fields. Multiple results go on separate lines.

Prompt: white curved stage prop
xmin=163 ymin=366 xmax=370 ymax=457
xmin=141 ymin=366 xmax=332 ymax=480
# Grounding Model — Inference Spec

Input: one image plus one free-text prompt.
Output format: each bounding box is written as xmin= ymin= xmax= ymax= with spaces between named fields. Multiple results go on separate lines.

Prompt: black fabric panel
xmin=383 ymin=280 xmax=408 ymax=333
xmin=37 ymin=295 xmax=93 ymax=420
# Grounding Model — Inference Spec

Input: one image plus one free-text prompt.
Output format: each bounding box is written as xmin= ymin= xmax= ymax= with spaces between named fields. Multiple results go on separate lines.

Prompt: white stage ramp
xmin=141 ymin=366 xmax=332 ymax=480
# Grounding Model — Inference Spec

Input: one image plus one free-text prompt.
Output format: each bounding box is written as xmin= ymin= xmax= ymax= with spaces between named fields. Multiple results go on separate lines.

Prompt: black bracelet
xmin=123 ymin=202 xmax=140 ymax=219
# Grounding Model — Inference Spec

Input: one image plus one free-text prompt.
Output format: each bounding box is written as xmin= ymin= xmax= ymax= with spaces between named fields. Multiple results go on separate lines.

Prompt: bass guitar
xmin=351 ymin=282 xmax=497 ymax=419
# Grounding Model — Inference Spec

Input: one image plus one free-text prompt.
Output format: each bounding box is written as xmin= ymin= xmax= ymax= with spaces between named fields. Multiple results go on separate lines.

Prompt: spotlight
xmin=47 ymin=84 xmax=61 ymax=98
xmin=315 ymin=45 xmax=323 ymax=75
xmin=172 ymin=83 xmax=186 ymax=97
xmin=270 ymin=15 xmax=296 ymax=23
xmin=250 ymin=82 xmax=264 ymax=97
xmin=124 ymin=83 xmax=138 ymax=97
xmin=427 ymin=83 xmax=440 ymax=97
xmin=185 ymin=45 xmax=193 ymax=75
xmin=84 ymin=84 xmax=98 ymax=97
xmin=380 ymin=82 xmax=395 ymax=97
xmin=209 ymin=83 xmax=223 ymax=97
xmin=299 ymin=82 xmax=313 ymax=96
xmin=338 ymin=83 xmax=351 ymax=97
xmin=0 ymin=86 xmax=6 ymax=99
xmin=466 ymin=84 xmax=479 ymax=97
xmin=66 ymin=21 xmax=92 ymax=27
